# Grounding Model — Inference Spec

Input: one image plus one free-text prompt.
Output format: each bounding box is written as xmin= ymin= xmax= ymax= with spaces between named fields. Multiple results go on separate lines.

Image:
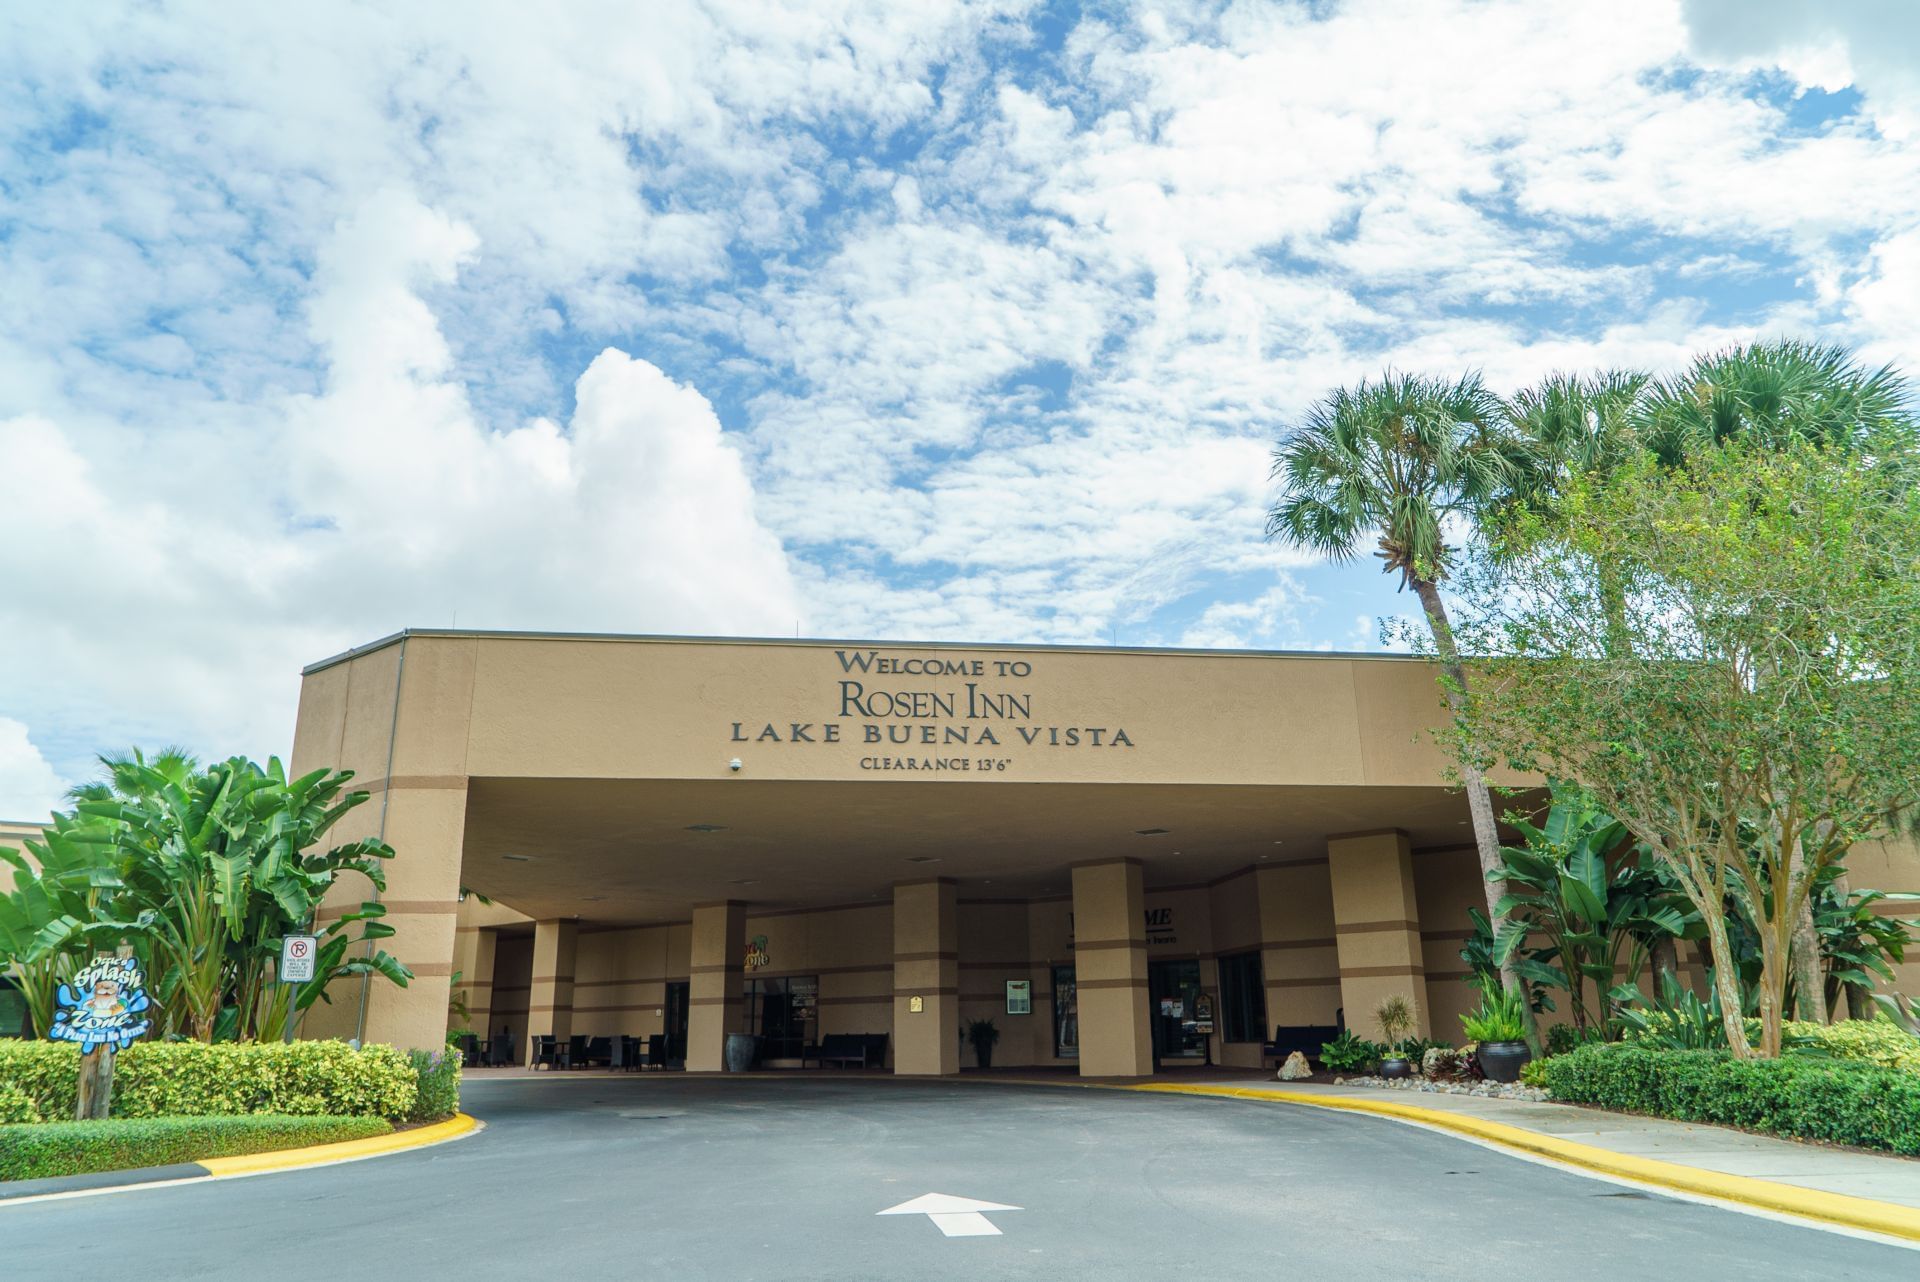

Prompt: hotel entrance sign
xmin=726 ymin=647 xmax=1139 ymax=776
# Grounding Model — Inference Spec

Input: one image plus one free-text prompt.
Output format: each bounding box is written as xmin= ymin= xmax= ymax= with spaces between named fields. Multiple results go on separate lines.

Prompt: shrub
xmin=0 ymin=1039 xmax=418 ymax=1122
xmin=1421 ymin=1046 xmax=1467 ymax=1081
xmin=0 ymin=1114 xmax=391 ymax=1182
xmin=1782 ymin=1019 xmax=1920 ymax=1071
xmin=1518 ymin=1057 xmax=1551 ymax=1089
xmin=0 ymin=1081 xmax=42 ymax=1124
xmin=1320 ymin=1031 xmax=1385 ymax=1074
xmin=407 ymin=1047 xmax=462 ymax=1122
xmin=1542 ymin=1042 xmax=1920 ymax=1155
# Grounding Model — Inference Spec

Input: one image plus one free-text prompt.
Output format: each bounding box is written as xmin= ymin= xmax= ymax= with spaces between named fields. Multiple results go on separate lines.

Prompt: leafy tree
xmin=1267 ymin=373 xmax=1537 ymax=1044
xmin=1448 ymin=439 xmax=1920 ymax=1057
xmin=1636 ymin=340 xmax=1917 ymax=1021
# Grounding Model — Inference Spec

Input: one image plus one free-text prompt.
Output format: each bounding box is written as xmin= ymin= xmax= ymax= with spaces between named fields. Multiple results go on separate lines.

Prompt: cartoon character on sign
xmin=743 ymin=935 xmax=770 ymax=972
xmin=49 ymin=957 xmax=152 ymax=1054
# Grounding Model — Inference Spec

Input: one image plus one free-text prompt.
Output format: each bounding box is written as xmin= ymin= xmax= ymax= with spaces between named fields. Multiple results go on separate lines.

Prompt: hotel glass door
xmin=1148 ymin=959 xmax=1206 ymax=1061
xmin=664 ymin=981 xmax=689 ymax=1067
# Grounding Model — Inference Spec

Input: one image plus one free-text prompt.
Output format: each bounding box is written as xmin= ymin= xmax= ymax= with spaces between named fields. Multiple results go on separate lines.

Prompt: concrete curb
xmin=0 ymin=1113 xmax=481 ymax=1205
xmin=198 ymin=1111 xmax=481 ymax=1178
xmin=1118 ymin=1083 xmax=1920 ymax=1244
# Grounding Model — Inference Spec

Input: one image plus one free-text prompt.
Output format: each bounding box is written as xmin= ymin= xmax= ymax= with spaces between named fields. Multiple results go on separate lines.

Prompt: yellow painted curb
xmin=1116 ymin=1083 xmax=1920 ymax=1243
xmin=198 ymin=1112 xmax=480 ymax=1178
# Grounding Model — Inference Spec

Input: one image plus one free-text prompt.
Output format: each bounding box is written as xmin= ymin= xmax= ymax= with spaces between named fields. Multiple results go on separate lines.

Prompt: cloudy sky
xmin=3 ymin=0 xmax=1918 ymax=815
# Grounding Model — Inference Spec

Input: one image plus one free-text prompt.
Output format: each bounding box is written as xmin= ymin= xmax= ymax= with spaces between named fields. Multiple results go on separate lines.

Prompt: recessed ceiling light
xmin=501 ymin=854 xmax=533 ymax=862
xmin=582 ymin=895 xmax=605 ymax=902
xmin=905 ymin=856 xmax=941 ymax=864
xmin=686 ymin=823 xmax=728 ymax=833
xmin=1135 ymin=828 xmax=1169 ymax=836
xmin=729 ymin=878 xmax=758 ymax=886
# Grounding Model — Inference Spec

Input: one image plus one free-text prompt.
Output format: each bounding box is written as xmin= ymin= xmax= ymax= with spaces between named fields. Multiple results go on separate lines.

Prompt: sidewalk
xmin=1159 ymin=1078 xmax=1920 ymax=1211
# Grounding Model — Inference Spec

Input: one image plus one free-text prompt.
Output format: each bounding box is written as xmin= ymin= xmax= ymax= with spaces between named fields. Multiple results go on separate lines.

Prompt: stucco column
xmin=452 ymin=921 xmax=498 ymax=1036
xmin=687 ymin=901 xmax=746 ymax=1072
xmin=526 ymin=919 xmax=578 ymax=1061
xmin=1328 ymin=830 xmax=1430 ymax=1039
xmin=893 ymin=879 xmax=959 ymax=1075
xmin=302 ymin=778 xmax=469 ymax=1052
xmin=1256 ymin=857 xmax=1341 ymax=1028
xmin=1071 ymin=858 xmax=1153 ymax=1078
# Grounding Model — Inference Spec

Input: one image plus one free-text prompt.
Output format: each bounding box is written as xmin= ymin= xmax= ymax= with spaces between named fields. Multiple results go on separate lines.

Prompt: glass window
xmin=1217 ymin=951 xmax=1266 ymax=1043
xmin=1051 ymin=965 xmax=1077 ymax=1059
xmin=742 ymin=975 xmax=818 ymax=1060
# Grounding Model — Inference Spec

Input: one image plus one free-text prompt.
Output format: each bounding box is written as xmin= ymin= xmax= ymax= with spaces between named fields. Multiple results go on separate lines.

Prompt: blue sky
xmin=3 ymin=0 xmax=1919 ymax=812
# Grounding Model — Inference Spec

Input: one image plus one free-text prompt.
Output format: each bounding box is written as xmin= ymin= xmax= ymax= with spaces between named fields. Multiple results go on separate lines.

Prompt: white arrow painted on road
xmin=877 ymin=1192 xmax=1022 ymax=1237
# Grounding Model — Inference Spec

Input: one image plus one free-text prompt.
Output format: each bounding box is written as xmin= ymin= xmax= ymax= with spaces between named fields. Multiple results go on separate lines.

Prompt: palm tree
xmin=1267 ymin=372 xmax=1535 ymax=1041
xmin=1493 ymin=371 xmax=1652 ymax=657
xmin=1641 ymin=340 xmax=1910 ymax=463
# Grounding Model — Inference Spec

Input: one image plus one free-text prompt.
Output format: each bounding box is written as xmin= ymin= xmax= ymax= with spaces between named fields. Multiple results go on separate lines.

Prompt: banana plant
xmin=1812 ymin=867 xmax=1917 ymax=1020
xmin=0 ymin=817 xmax=142 ymax=1036
xmin=79 ymin=753 xmax=409 ymax=1042
xmin=1491 ymin=783 xmax=1695 ymax=1038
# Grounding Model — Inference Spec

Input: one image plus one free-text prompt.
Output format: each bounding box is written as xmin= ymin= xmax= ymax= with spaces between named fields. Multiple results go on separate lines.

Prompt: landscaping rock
xmin=1277 ymin=1052 xmax=1313 ymax=1081
xmin=1334 ymin=1074 xmax=1550 ymax=1103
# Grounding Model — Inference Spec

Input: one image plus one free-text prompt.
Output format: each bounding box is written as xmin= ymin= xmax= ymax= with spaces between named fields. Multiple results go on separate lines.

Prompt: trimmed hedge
xmin=0 ymin=1039 xmax=419 ymax=1122
xmin=0 ymin=1114 xmax=392 ymax=1182
xmin=1541 ymin=1042 xmax=1920 ymax=1155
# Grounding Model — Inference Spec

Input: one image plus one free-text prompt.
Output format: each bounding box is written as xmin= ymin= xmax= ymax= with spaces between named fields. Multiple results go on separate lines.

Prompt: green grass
xmin=0 ymin=1114 xmax=392 ymax=1182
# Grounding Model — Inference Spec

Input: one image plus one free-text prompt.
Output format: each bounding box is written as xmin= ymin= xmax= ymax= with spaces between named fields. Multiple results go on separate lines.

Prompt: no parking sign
xmin=280 ymin=934 xmax=318 ymax=983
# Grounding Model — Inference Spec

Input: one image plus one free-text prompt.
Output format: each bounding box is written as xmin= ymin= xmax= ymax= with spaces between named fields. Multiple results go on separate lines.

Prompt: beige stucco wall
xmin=286 ymin=630 xmax=1920 ymax=1059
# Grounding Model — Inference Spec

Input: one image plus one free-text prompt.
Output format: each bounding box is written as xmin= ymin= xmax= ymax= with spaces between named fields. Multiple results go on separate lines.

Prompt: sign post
xmin=279 ymin=935 xmax=318 ymax=1044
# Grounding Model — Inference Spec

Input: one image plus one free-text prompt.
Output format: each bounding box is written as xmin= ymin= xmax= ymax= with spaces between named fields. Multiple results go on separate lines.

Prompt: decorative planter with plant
xmin=965 ymin=1018 xmax=1000 ymax=1070
xmin=1374 ymin=994 xmax=1418 ymax=1078
xmin=1461 ymin=981 xmax=1532 ymax=1082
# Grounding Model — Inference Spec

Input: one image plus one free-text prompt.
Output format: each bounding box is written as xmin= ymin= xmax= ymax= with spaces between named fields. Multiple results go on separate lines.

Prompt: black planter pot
xmin=1379 ymin=1057 xmax=1412 ymax=1079
xmin=1477 ymin=1040 xmax=1531 ymax=1083
xmin=973 ymin=1043 xmax=994 ymax=1070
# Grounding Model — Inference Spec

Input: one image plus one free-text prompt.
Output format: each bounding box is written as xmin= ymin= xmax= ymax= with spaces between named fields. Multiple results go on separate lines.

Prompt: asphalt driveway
xmin=2 ymin=1075 xmax=1911 ymax=1279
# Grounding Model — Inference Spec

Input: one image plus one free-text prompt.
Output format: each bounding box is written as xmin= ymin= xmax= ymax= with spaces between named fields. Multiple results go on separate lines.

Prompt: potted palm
xmin=1375 ymin=994 xmax=1418 ymax=1079
xmin=1461 ymin=982 xmax=1531 ymax=1082
xmin=965 ymin=1017 xmax=1000 ymax=1070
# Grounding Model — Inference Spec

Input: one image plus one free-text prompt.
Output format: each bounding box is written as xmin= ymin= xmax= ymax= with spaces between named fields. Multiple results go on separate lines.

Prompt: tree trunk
xmin=1786 ymin=842 xmax=1826 ymax=1024
xmin=1408 ymin=572 xmax=1541 ymax=1052
xmin=1649 ymin=934 xmax=1679 ymax=995
xmin=1700 ymin=908 xmax=1753 ymax=1058
xmin=1788 ymin=901 xmax=1825 ymax=1024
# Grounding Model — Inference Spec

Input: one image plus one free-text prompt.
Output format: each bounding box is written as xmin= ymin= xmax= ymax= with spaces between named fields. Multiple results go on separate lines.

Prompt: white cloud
xmin=1176 ymin=583 xmax=1308 ymax=649
xmin=1680 ymin=0 xmax=1920 ymax=138
xmin=0 ymin=189 xmax=798 ymax=777
xmin=3 ymin=1 xmax=1919 ymax=775
xmin=0 ymin=719 xmax=67 ymax=822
